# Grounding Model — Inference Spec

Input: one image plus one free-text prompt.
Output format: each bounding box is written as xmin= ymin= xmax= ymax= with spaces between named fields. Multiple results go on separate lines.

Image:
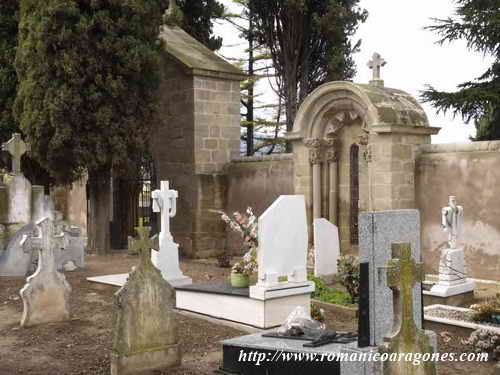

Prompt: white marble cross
xmin=152 ymin=181 xmax=177 ymax=240
xmin=2 ymin=133 xmax=28 ymax=174
xmin=367 ymin=52 xmax=386 ymax=81
xmin=441 ymin=195 xmax=463 ymax=249
xmin=150 ymin=180 xmax=191 ymax=286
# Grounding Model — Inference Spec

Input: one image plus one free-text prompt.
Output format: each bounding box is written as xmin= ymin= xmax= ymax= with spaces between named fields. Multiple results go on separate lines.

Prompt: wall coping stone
xmin=230 ymin=153 xmax=293 ymax=163
xmin=419 ymin=141 xmax=500 ymax=154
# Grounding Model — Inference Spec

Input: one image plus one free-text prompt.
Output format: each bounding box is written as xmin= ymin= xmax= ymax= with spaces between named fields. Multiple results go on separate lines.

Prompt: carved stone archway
xmin=287 ymin=81 xmax=440 ymax=253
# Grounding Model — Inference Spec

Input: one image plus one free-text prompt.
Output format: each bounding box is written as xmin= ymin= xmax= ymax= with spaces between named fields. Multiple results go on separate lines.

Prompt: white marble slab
xmin=313 ymin=218 xmax=340 ymax=278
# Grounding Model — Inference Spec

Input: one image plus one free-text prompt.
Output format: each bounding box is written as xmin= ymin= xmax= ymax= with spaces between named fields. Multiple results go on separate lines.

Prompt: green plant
xmin=337 ymin=255 xmax=360 ymax=304
xmin=308 ymin=273 xmax=355 ymax=307
xmin=216 ymin=253 xmax=231 ymax=268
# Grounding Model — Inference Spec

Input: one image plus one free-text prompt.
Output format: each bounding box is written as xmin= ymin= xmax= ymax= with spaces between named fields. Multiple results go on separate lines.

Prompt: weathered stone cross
xmin=152 ymin=181 xmax=178 ymax=241
xmin=29 ymin=217 xmax=68 ymax=271
xmin=2 ymin=133 xmax=28 ymax=174
xmin=367 ymin=52 xmax=386 ymax=81
xmin=128 ymin=224 xmax=159 ymax=265
xmin=381 ymin=243 xmax=437 ymax=375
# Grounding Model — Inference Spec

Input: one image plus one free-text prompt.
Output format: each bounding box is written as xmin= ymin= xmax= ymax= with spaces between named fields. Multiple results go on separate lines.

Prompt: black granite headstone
xmin=357 ymin=261 xmax=370 ymax=348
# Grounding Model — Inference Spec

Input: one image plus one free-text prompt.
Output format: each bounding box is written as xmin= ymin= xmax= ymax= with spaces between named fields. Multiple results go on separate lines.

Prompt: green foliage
xmin=421 ymin=1 xmax=500 ymax=140
xmin=308 ymin=273 xmax=355 ymax=307
xmin=337 ymin=255 xmax=360 ymax=304
xmin=0 ymin=0 xmax=20 ymax=144
xmin=14 ymin=0 xmax=168 ymax=184
xmin=178 ymin=0 xmax=224 ymax=51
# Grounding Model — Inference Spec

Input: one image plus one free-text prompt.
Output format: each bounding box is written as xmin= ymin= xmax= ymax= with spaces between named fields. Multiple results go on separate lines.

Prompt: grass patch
xmin=308 ymin=274 xmax=356 ymax=307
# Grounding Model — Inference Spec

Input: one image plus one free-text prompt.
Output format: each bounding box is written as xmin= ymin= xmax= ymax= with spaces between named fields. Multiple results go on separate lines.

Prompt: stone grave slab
xmin=313 ymin=218 xmax=340 ymax=279
xmin=219 ymin=331 xmax=379 ymax=375
xmin=359 ymin=209 xmax=423 ymax=347
xmin=20 ymin=217 xmax=71 ymax=327
xmin=111 ymin=225 xmax=180 ymax=374
xmin=177 ymin=195 xmax=314 ymax=328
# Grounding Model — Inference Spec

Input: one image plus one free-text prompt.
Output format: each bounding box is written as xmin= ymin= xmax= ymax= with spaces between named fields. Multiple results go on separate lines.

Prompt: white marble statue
xmin=441 ymin=195 xmax=463 ymax=249
xmin=429 ymin=195 xmax=474 ymax=297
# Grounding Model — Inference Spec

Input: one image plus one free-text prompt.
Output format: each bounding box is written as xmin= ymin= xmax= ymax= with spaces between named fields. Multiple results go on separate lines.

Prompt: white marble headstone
xmin=313 ymin=218 xmax=340 ymax=278
xmin=255 ymin=195 xmax=308 ymax=287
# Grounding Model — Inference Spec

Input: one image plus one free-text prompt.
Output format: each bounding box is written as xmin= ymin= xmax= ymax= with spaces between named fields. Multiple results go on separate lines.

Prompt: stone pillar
xmin=325 ymin=138 xmax=339 ymax=225
xmin=305 ymin=139 xmax=323 ymax=220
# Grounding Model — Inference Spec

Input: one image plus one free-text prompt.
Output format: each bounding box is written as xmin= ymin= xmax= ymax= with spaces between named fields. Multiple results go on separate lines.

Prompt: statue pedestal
xmin=427 ymin=248 xmax=475 ymax=298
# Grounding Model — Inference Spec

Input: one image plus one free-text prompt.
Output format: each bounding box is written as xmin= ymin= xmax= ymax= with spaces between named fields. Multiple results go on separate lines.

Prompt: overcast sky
xmin=214 ymin=0 xmax=493 ymax=143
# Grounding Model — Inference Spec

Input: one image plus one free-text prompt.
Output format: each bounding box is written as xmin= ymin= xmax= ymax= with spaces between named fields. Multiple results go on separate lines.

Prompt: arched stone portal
xmin=287 ymin=81 xmax=440 ymax=253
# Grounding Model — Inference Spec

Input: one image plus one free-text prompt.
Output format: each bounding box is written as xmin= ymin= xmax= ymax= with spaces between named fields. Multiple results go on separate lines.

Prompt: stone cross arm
xmin=2 ymin=133 xmax=29 ymax=174
xmin=129 ymin=226 xmax=159 ymax=256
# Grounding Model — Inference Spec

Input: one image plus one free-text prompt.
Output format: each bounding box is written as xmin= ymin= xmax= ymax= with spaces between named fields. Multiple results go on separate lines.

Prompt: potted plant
xmin=215 ymin=207 xmax=258 ymax=287
xmin=230 ymin=248 xmax=257 ymax=287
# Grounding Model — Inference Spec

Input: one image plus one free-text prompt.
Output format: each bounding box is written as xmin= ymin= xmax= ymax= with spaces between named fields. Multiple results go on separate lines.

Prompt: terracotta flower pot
xmin=230 ymin=273 xmax=249 ymax=288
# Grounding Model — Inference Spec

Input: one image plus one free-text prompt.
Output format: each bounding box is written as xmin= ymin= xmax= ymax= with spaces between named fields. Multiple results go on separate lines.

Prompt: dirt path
xmin=0 ymin=253 xmax=497 ymax=374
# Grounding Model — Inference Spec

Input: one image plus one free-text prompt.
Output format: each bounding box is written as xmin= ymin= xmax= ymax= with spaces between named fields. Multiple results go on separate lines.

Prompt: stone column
xmin=325 ymin=137 xmax=339 ymax=225
xmin=305 ymin=139 xmax=323 ymax=219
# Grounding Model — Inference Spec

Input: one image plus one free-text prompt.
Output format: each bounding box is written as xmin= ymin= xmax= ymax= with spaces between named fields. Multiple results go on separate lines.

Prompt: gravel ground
xmin=0 ymin=253 xmax=497 ymax=374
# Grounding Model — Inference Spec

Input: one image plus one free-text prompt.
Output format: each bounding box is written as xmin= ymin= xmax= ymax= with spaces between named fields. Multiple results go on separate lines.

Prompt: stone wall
xmin=225 ymin=155 xmax=294 ymax=254
xmin=416 ymin=141 xmax=500 ymax=281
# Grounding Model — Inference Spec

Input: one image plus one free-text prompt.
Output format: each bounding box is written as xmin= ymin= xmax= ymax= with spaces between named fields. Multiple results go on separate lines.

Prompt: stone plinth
xmin=428 ymin=247 xmax=475 ymax=298
xmin=111 ymin=226 xmax=180 ymax=375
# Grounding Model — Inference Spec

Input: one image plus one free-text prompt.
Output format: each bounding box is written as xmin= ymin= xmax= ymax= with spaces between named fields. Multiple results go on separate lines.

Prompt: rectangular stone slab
xmin=359 ymin=209 xmax=422 ymax=346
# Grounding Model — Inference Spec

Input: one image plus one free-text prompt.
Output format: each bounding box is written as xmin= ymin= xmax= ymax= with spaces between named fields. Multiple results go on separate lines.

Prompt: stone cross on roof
xmin=367 ymin=52 xmax=386 ymax=86
xmin=2 ymin=133 xmax=28 ymax=174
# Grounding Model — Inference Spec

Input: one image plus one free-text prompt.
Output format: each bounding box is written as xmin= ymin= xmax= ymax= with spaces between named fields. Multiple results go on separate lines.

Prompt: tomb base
xmin=218 ymin=331 xmax=380 ymax=375
xmin=423 ymin=290 xmax=475 ymax=307
xmin=427 ymin=279 xmax=475 ymax=298
xmin=175 ymin=281 xmax=313 ymax=329
xmin=110 ymin=343 xmax=181 ymax=375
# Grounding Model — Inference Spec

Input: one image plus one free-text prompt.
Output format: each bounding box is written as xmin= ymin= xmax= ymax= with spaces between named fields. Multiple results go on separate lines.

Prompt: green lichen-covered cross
xmin=129 ymin=224 xmax=159 ymax=266
xmin=380 ymin=243 xmax=437 ymax=375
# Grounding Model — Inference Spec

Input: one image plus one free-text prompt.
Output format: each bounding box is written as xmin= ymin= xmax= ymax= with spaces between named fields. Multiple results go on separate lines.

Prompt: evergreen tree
xmin=421 ymin=0 xmax=500 ymax=140
xmin=0 ymin=0 xmax=19 ymax=144
xmin=251 ymin=0 xmax=368 ymax=139
xmin=15 ymin=0 xmax=168 ymax=253
xmin=178 ymin=0 xmax=224 ymax=50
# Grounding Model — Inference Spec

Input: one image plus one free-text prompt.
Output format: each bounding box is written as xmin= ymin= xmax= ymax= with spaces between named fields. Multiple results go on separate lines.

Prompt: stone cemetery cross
xmin=2 ymin=133 xmax=28 ymax=174
xmin=152 ymin=181 xmax=177 ymax=241
xmin=20 ymin=217 xmax=71 ymax=327
xmin=367 ymin=52 xmax=386 ymax=81
xmin=380 ymin=243 xmax=437 ymax=375
xmin=128 ymin=224 xmax=160 ymax=265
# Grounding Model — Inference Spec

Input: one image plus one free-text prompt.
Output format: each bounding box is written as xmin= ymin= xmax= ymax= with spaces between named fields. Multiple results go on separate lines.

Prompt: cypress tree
xmin=15 ymin=0 xmax=168 ymax=253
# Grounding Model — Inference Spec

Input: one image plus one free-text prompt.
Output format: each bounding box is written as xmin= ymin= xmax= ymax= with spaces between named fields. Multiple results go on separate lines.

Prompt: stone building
xmin=149 ymin=25 xmax=246 ymax=258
